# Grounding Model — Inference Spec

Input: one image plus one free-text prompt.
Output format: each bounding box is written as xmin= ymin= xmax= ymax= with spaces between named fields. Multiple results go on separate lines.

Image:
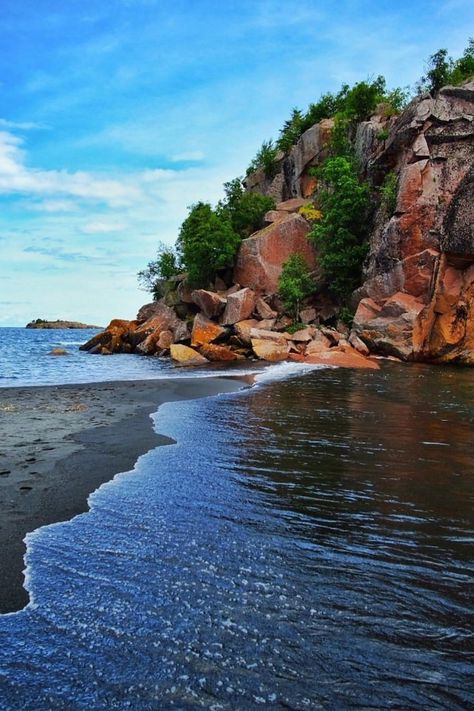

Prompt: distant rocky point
xmin=26 ymin=319 xmax=102 ymax=330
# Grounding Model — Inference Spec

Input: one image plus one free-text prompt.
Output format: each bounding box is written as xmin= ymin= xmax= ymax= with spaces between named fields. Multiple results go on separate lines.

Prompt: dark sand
xmin=0 ymin=377 xmax=246 ymax=613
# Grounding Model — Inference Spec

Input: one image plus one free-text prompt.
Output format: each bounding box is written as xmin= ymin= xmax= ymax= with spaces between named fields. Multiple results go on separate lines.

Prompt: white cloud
xmin=29 ymin=199 xmax=79 ymax=212
xmin=0 ymin=129 xmax=144 ymax=206
xmin=0 ymin=118 xmax=49 ymax=131
xmin=170 ymin=150 xmax=205 ymax=162
xmin=80 ymin=221 xmax=127 ymax=234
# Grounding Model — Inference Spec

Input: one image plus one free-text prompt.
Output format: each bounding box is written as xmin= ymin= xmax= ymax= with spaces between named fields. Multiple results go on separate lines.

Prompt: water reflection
xmin=0 ymin=363 xmax=472 ymax=709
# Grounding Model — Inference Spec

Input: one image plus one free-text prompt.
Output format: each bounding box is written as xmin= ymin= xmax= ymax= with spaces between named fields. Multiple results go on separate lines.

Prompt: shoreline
xmin=0 ymin=376 xmax=248 ymax=614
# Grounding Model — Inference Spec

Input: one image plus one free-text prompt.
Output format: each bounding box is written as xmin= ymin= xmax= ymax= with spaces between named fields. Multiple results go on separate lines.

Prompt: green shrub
xmin=246 ymin=140 xmax=279 ymax=179
xmin=448 ymin=37 xmax=474 ymax=86
xmin=137 ymin=243 xmax=180 ymax=299
xmin=304 ymin=86 xmax=350 ymax=128
xmin=418 ymin=39 xmax=474 ymax=94
xmin=338 ymin=307 xmax=354 ymax=326
xmin=177 ymin=202 xmax=240 ymax=288
xmin=376 ymin=128 xmax=389 ymax=141
xmin=380 ymin=171 xmax=398 ymax=216
xmin=342 ymin=76 xmax=386 ymax=121
xmin=278 ymin=253 xmax=315 ymax=321
xmin=310 ymin=156 xmax=370 ymax=302
xmin=277 ymin=108 xmax=306 ymax=152
xmin=218 ymin=178 xmax=275 ymax=238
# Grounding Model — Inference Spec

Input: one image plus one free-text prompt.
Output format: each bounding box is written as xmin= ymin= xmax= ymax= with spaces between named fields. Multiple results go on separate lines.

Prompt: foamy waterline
xmin=11 ymin=361 xmax=326 ymax=617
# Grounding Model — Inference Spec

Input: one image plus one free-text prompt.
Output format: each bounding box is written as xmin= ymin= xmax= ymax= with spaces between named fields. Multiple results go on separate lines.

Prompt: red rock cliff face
xmin=352 ymin=81 xmax=474 ymax=363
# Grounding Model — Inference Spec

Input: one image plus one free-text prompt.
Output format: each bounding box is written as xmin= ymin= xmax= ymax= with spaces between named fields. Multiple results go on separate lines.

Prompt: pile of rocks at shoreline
xmin=80 ymin=284 xmax=379 ymax=370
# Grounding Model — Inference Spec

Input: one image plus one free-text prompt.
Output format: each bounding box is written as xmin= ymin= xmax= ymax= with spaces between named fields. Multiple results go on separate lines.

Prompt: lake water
xmin=0 ymin=360 xmax=472 ymax=709
xmin=0 ymin=327 xmax=270 ymax=387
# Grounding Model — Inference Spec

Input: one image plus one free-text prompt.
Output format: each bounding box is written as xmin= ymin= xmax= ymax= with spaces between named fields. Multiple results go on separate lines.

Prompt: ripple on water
xmin=0 ymin=363 xmax=473 ymax=709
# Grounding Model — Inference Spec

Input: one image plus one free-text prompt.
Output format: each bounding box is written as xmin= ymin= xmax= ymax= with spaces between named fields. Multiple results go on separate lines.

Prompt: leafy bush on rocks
xmin=219 ymin=178 xmax=275 ymax=238
xmin=310 ymin=156 xmax=370 ymax=302
xmin=380 ymin=171 xmax=398 ymax=217
xmin=418 ymin=38 xmax=474 ymax=94
xmin=246 ymin=140 xmax=279 ymax=179
xmin=177 ymin=202 xmax=240 ymax=288
xmin=137 ymin=243 xmax=180 ymax=299
xmin=278 ymin=253 xmax=315 ymax=321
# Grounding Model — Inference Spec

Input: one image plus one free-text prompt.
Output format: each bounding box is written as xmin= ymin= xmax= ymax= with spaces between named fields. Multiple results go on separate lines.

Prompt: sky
xmin=0 ymin=0 xmax=473 ymax=326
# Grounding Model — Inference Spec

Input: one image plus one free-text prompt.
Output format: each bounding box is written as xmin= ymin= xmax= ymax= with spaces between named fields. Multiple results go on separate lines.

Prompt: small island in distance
xmin=26 ymin=318 xmax=102 ymax=330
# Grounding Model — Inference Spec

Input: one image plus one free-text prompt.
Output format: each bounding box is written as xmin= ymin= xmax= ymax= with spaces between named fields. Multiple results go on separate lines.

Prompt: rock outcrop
xmin=80 ymin=290 xmax=376 ymax=368
xmin=234 ymin=214 xmax=316 ymax=294
xmin=26 ymin=319 xmax=101 ymax=329
xmin=82 ymin=80 xmax=473 ymax=368
xmin=352 ymin=81 xmax=474 ymax=363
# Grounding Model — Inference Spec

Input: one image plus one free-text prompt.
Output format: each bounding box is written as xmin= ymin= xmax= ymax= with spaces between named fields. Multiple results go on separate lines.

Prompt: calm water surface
xmin=0 ymin=363 xmax=473 ymax=709
xmin=0 ymin=327 xmax=260 ymax=386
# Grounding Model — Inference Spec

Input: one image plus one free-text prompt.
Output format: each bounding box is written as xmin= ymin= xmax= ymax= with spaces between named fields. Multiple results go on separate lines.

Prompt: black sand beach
xmin=0 ymin=376 xmax=245 ymax=614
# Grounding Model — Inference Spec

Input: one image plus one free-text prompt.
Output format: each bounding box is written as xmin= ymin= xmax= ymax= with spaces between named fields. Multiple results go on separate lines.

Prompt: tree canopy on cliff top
xmin=247 ymin=38 xmax=474 ymax=176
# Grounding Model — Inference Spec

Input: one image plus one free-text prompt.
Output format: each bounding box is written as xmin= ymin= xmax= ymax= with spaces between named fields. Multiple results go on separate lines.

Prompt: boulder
xmin=191 ymin=313 xmax=226 ymax=347
xmin=293 ymin=347 xmax=380 ymax=370
xmin=134 ymin=303 xmax=183 ymax=338
xmin=305 ymin=331 xmax=332 ymax=355
xmin=413 ymin=257 xmax=474 ymax=364
xmin=354 ymin=291 xmax=425 ymax=360
xmin=264 ymin=210 xmax=287 ymax=224
xmin=80 ymin=319 xmax=136 ymax=354
xmin=170 ymin=344 xmax=209 ymax=366
xmin=320 ymin=327 xmax=343 ymax=346
xmin=48 ymin=348 xmax=68 ymax=356
xmin=221 ymin=288 xmax=256 ymax=325
xmin=348 ymin=331 xmax=370 ymax=356
xmin=157 ymin=330 xmax=173 ymax=350
xmin=249 ymin=328 xmax=287 ymax=343
xmin=274 ymin=315 xmax=293 ymax=330
xmin=300 ymin=307 xmax=317 ymax=324
xmin=288 ymin=327 xmax=315 ymax=342
xmin=258 ymin=318 xmax=277 ymax=330
xmin=173 ymin=320 xmax=190 ymax=342
xmin=234 ymin=319 xmax=260 ymax=345
xmin=233 ymin=214 xmax=315 ymax=294
xmin=276 ymin=198 xmax=308 ymax=212
xmin=191 ymin=289 xmax=227 ymax=318
xmin=255 ymin=297 xmax=278 ymax=320
xmin=177 ymin=280 xmax=195 ymax=304
xmin=199 ymin=344 xmax=243 ymax=362
xmin=136 ymin=331 xmax=161 ymax=355
xmin=251 ymin=338 xmax=289 ymax=362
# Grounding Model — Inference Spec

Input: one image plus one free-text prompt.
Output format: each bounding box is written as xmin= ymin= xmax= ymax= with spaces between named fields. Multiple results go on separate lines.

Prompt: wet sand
xmin=0 ymin=377 xmax=246 ymax=613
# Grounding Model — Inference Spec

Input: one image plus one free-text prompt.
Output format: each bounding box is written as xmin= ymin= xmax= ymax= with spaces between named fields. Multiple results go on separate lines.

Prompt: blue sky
xmin=0 ymin=0 xmax=472 ymax=326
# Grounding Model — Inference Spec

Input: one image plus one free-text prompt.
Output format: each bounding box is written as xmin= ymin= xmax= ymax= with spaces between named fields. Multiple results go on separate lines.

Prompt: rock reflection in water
xmin=0 ymin=363 xmax=472 ymax=710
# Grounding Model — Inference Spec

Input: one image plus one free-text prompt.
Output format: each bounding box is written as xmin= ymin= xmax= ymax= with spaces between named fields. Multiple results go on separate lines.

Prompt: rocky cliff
xmin=354 ymin=82 xmax=474 ymax=364
xmin=244 ymin=80 xmax=474 ymax=365
xmin=82 ymin=81 xmax=473 ymax=367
